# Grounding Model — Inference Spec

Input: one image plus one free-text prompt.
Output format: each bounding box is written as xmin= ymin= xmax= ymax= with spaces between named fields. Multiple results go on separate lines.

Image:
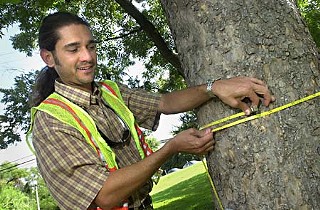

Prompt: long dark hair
xmin=30 ymin=12 xmax=90 ymax=107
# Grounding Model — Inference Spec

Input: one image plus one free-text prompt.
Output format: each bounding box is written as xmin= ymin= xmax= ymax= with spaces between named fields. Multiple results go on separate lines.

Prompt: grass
xmin=150 ymin=161 xmax=214 ymax=210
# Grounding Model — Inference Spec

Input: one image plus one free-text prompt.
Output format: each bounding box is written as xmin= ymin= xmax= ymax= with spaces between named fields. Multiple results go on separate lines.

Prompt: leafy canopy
xmin=297 ymin=0 xmax=320 ymax=48
xmin=0 ymin=0 xmax=185 ymax=148
xmin=0 ymin=162 xmax=59 ymax=209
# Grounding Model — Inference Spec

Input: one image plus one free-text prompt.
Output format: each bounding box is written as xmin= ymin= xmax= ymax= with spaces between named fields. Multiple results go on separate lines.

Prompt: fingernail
xmin=245 ymin=109 xmax=250 ymax=115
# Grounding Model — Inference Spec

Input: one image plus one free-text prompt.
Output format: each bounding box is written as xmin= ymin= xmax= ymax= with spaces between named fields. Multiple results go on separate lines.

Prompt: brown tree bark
xmin=161 ymin=0 xmax=320 ymax=209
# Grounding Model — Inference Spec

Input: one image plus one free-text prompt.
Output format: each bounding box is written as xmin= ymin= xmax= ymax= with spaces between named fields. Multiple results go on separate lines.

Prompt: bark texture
xmin=161 ymin=0 xmax=320 ymax=209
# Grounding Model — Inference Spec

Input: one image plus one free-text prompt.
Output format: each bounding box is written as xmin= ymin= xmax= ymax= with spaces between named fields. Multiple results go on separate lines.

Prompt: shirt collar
xmin=54 ymin=79 xmax=100 ymax=109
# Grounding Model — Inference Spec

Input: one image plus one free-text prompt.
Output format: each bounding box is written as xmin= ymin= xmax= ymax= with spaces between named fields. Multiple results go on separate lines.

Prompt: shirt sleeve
xmin=32 ymin=111 xmax=109 ymax=210
xmin=118 ymin=84 xmax=162 ymax=131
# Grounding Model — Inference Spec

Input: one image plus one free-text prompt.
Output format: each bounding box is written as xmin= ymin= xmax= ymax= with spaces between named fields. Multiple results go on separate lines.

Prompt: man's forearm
xmin=158 ymin=77 xmax=276 ymax=115
xmin=93 ymin=128 xmax=214 ymax=209
xmin=94 ymin=141 xmax=175 ymax=209
xmin=159 ymin=84 xmax=211 ymax=114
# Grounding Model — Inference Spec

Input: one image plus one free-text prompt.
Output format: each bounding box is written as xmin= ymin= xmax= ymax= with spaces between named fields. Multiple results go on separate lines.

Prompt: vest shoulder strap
xmin=99 ymin=80 xmax=152 ymax=158
xmin=27 ymin=92 xmax=118 ymax=170
xmin=100 ymin=80 xmax=124 ymax=101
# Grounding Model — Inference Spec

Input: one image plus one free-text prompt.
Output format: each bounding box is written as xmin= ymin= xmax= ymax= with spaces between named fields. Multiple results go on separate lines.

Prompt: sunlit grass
xmin=151 ymin=161 xmax=214 ymax=210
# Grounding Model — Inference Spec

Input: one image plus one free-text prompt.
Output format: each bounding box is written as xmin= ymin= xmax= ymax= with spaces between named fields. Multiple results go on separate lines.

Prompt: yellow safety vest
xmin=27 ymin=80 xmax=155 ymax=209
xmin=27 ymin=80 xmax=153 ymax=171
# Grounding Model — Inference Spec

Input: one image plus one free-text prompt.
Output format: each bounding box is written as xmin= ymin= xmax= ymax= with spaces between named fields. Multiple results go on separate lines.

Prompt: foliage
xmin=145 ymin=136 xmax=160 ymax=151
xmin=0 ymin=162 xmax=59 ymax=209
xmin=171 ymin=111 xmax=199 ymax=135
xmin=0 ymin=72 xmax=35 ymax=148
xmin=0 ymin=162 xmax=35 ymax=209
xmin=0 ymin=0 xmax=186 ymax=148
xmin=0 ymin=162 xmax=29 ymax=189
xmin=297 ymin=0 xmax=320 ymax=48
xmin=161 ymin=152 xmax=201 ymax=173
xmin=0 ymin=185 xmax=37 ymax=210
xmin=0 ymin=0 xmax=179 ymax=81
xmin=161 ymin=112 xmax=201 ymax=172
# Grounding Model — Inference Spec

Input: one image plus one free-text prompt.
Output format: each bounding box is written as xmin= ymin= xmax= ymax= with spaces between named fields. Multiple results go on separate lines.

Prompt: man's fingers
xmin=247 ymin=90 xmax=260 ymax=108
xmin=199 ymin=146 xmax=215 ymax=155
xmin=251 ymin=83 xmax=275 ymax=106
xmin=249 ymin=77 xmax=266 ymax=86
xmin=204 ymin=138 xmax=215 ymax=150
xmin=247 ymin=77 xmax=276 ymax=105
xmin=194 ymin=128 xmax=211 ymax=138
xmin=238 ymin=101 xmax=251 ymax=115
xmin=198 ymin=129 xmax=214 ymax=145
xmin=198 ymin=135 xmax=215 ymax=155
xmin=249 ymin=81 xmax=275 ymax=106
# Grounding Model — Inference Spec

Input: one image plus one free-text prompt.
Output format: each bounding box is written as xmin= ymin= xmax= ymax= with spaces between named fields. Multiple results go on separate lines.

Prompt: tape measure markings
xmin=200 ymin=91 xmax=319 ymax=210
xmin=200 ymin=91 xmax=320 ymax=133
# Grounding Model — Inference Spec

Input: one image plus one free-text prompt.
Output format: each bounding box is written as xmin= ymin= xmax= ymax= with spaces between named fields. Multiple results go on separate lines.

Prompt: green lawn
xmin=151 ymin=161 xmax=214 ymax=210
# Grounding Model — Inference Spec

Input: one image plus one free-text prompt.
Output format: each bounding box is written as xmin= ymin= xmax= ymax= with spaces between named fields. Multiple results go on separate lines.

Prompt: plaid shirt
xmin=32 ymin=80 xmax=161 ymax=210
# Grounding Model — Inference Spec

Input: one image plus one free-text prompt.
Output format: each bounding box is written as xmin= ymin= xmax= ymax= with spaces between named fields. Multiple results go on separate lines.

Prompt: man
xmin=29 ymin=12 xmax=275 ymax=210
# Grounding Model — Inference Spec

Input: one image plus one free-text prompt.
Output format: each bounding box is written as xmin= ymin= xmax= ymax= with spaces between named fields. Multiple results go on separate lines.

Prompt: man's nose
xmin=79 ymin=48 xmax=94 ymax=61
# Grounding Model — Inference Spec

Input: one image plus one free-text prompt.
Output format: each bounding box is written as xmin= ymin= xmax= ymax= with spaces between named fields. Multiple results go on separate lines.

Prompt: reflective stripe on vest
xmin=31 ymin=93 xmax=118 ymax=171
xmin=28 ymin=80 xmax=154 ymax=168
xmin=27 ymin=80 xmax=154 ymax=209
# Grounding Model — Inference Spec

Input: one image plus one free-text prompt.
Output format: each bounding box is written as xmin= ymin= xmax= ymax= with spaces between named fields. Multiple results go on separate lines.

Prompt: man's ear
xmin=40 ymin=49 xmax=55 ymax=67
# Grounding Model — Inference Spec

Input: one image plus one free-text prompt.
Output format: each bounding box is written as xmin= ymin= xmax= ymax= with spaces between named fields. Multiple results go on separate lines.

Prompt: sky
xmin=0 ymin=25 xmax=181 ymax=168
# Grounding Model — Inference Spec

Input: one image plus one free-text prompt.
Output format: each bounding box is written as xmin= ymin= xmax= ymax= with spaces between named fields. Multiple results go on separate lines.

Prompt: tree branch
xmin=107 ymin=27 xmax=142 ymax=41
xmin=114 ymin=0 xmax=184 ymax=75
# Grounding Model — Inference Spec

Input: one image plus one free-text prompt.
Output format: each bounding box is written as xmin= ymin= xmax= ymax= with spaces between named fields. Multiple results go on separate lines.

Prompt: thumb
xmin=238 ymin=101 xmax=251 ymax=115
xmin=195 ymin=128 xmax=211 ymax=137
xmin=204 ymin=128 xmax=211 ymax=135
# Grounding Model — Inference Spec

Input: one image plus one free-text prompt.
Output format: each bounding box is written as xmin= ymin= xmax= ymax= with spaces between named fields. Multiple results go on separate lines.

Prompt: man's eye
xmin=68 ymin=48 xmax=78 ymax=53
xmin=88 ymin=44 xmax=96 ymax=50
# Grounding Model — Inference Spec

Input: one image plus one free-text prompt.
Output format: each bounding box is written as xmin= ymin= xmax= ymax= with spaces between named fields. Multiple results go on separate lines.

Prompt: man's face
xmin=48 ymin=24 xmax=97 ymax=92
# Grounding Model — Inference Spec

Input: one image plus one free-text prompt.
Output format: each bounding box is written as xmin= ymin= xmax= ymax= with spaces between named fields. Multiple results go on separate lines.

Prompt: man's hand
xmin=168 ymin=128 xmax=215 ymax=155
xmin=211 ymin=76 xmax=276 ymax=115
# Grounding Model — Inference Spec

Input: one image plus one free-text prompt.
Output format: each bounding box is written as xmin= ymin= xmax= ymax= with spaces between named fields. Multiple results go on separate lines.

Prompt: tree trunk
xmin=161 ymin=0 xmax=320 ymax=209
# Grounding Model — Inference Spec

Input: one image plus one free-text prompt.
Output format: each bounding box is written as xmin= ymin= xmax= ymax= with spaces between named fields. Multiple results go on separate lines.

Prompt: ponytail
xmin=30 ymin=66 xmax=59 ymax=107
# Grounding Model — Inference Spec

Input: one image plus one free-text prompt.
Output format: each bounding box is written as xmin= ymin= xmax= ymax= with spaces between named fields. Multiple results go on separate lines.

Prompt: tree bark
xmin=161 ymin=0 xmax=320 ymax=209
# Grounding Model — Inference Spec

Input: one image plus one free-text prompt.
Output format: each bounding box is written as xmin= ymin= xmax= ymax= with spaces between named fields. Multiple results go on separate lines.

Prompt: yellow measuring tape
xmin=200 ymin=91 xmax=320 ymax=210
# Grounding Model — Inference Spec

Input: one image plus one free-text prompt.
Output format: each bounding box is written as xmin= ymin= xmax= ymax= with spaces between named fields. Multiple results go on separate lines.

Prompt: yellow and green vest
xmin=27 ymin=80 xmax=153 ymax=172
